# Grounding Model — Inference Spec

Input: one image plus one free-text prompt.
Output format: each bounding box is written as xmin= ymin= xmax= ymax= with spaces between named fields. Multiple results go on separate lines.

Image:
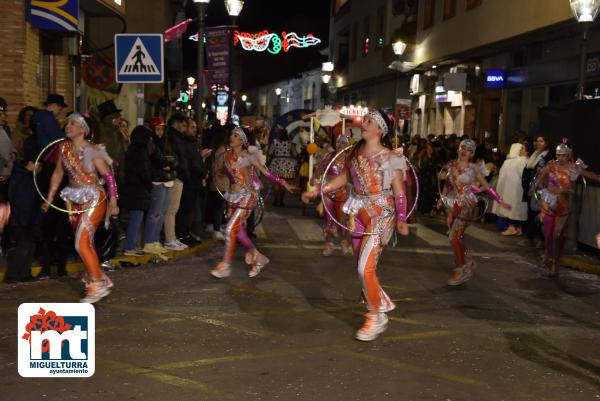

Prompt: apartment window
xmin=352 ymin=23 xmax=358 ymax=60
xmin=363 ymin=16 xmax=370 ymax=57
xmin=466 ymin=0 xmax=482 ymax=10
xmin=443 ymin=0 xmax=456 ymax=20
xmin=376 ymin=6 xmax=385 ymax=49
xmin=423 ymin=0 xmax=435 ymax=29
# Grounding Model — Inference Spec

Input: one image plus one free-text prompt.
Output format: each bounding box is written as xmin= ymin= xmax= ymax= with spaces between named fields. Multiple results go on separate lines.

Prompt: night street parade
xmin=1 ymin=0 xmax=600 ymax=400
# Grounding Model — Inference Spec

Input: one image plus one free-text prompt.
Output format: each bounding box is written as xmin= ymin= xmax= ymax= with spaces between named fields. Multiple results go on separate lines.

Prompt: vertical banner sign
xmin=205 ymin=26 xmax=231 ymax=86
xmin=28 ymin=0 xmax=79 ymax=31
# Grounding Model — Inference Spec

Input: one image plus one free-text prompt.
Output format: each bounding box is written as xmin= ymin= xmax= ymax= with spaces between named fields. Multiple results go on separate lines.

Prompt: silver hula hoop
xmin=33 ymin=138 xmax=106 ymax=214
xmin=320 ymin=145 xmax=419 ymax=236
xmin=212 ymin=150 xmax=265 ymax=229
xmin=437 ymin=166 xmax=494 ymax=222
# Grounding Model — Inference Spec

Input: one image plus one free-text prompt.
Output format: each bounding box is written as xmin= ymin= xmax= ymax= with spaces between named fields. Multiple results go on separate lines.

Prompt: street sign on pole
xmin=115 ymin=34 xmax=164 ymax=83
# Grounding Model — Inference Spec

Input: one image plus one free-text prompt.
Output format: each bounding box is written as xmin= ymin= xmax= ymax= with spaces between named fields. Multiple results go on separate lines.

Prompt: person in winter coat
xmin=121 ymin=126 xmax=153 ymax=256
xmin=4 ymin=136 xmax=44 ymax=283
xmin=492 ymin=143 xmax=529 ymax=235
xmin=174 ymin=118 xmax=207 ymax=243
xmin=142 ymin=117 xmax=178 ymax=256
xmin=162 ymin=113 xmax=189 ymax=251
xmin=519 ymin=135 xmax=553 ymax=248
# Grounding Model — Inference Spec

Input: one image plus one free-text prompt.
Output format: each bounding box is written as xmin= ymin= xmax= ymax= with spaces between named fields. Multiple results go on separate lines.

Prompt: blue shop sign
xmin=27 ymin=0 xmax=79 ymax=32
xmin=485 ymin=69 xmax=505 ymax=88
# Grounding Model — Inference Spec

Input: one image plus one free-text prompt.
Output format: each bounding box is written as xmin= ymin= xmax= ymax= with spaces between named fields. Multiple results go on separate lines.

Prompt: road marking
xmin=383 ymin=329 xmax=456 ymax=343
xmin=413 ymin=223 xmax=448 ymax=246
xmin=98 ymin=357 xmax=225 ymax=397
xmin=465 ymin=225 xmax=502 ymax=246
xmin=389 ymin=317 xmax=428 ymax=325
xmin=259 ymin=242 xmax=521 ymax=260
xmin=153 ymin=348 xmax=330 ymax=371
xmin=287 ymin=218 xmax=323 ymax=241
xmin=104 ymin=304 xmax=269 ymax=337
xmin=331 ymin=349 xmax=484 ymax=385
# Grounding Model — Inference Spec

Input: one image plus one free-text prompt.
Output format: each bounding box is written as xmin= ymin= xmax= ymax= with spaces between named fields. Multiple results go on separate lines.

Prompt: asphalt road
xmin=1 ymin=205 xmax=599 ymax=401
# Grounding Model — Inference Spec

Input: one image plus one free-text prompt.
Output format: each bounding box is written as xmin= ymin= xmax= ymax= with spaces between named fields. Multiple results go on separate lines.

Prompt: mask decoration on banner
xmin=190 ymin=30 xmax=321 ymax=55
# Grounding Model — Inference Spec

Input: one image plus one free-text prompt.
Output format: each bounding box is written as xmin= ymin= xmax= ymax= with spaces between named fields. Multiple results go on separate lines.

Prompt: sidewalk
xmin=0 ymin=240 xmax=216 ymax=282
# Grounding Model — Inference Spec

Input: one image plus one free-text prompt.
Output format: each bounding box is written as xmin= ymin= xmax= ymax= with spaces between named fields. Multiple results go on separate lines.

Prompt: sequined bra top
xmin=61 ymin=141 xmax=100 ymax=187
xmin=348 ymin=148 xmax=406 ymax=196
xmin=547 ymin=160 xmax=583 ymax=189
xmin=223 ymin=148 xmax=262 ymax=192
xmin=445 ymin=160 xmax=488 ymax=196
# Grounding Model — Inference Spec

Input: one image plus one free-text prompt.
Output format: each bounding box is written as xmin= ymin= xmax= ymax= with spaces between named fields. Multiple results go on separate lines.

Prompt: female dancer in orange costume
xmin=303 ymin=110 xmax=408 ymax=341
xmin=211 ymin=127 xmax=295 ymax=279
xmin=537 ymin=139 xmax=600 ymax=276
xmin=43 ymin=113 xmax=119 ymax=303
xmin=312 ymin=133 xmax=352 ymax=256
xmin=440 ymin=139 xmax=511 ymax=286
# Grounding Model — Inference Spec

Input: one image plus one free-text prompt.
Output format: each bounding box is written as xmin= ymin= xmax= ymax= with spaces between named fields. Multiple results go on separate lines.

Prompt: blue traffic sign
xmin=115 ymin=34 xmax=164 ymax=83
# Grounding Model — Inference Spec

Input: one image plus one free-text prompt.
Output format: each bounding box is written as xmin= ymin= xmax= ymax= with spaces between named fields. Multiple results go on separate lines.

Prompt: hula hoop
xmin=320 ymin=146 xmax=420 ymax=236
xmin=33 ymin=138 xmax=106 ymax=215
xmin=212 ymin=149 xmax=265 ymax=229
xmin=437 ymin=166 xmax=490 ymax=222
xmin=531 ymin=168 xmax=587 ymax=219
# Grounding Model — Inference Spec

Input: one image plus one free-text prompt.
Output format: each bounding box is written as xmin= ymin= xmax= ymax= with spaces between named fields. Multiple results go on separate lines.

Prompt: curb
xmin=0 ymin=240 xmax=217 ymax=281
xmin=561 ymin=256 xmax=600 ymax=275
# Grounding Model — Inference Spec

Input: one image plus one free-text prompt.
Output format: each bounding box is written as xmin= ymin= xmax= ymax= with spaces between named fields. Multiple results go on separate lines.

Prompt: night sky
xmin=182 ymin=0 xmax=331 ymax=89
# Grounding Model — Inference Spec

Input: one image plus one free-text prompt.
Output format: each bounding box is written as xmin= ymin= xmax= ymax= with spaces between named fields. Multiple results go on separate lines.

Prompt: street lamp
xmin=321 ymin=61 xmax=335 ymax=105
xmin=241 ymin=94 xmax=247 ymax=102
xmin=275 ymin=87 xmax=282 ymax=96
xmin=225 ymin=0 xmax=245 ymax=122
xmin=224 ymin=0 xmax=244 ymax=16
xmin=570 ymin=0 xmax=600 ymax=21
xmin=392 ymin=40 xmax=407 ymax=56
xmin=322 ymin=62 xmax=334 ymax=72
xmin=570 ymin=0 xmax=600 ymax=99
xmin=193 ymin=0 xmax=210 ymax=145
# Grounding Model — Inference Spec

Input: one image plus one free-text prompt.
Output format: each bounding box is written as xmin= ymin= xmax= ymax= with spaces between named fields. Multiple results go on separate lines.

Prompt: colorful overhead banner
xmin=28 ymin=0 xmax=79 ymax=32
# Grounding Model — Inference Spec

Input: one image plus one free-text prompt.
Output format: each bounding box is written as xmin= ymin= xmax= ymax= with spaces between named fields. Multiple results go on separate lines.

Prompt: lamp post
xmin=322 ymin=61 xmax=334 ymax=106
xmin=390 ymin=40 xmax=407 ymax=144
xmin=225 ymin=0 xmax=244 ymax=123
xmin=193 ymin=0 xmax=210 ymax=146
xmin=570 ymin=0 xmax=600 ymax=99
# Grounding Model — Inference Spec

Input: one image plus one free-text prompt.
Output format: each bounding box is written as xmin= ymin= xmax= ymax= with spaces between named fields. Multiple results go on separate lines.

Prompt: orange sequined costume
xmin=58 ymin=141 xmax=111 ymax=282
xmin=220 ymin=146 xmax=264 ymax=265
xmin=313 ymin=148 xmax=350 ymax=249
xmin=538 ymin=159 xmax=585 ymax=268
xmin=344 ymin=148 xmax=407 ymax=313
xmin=442 ymin=160 xmax=488 ymax=271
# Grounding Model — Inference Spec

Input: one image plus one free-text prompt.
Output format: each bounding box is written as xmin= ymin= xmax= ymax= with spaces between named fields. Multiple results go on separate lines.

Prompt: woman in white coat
xmin=492 ymin=143 xmax=529 ymax=235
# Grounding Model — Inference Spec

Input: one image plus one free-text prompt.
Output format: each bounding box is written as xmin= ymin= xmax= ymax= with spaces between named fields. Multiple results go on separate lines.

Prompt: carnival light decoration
xmin=190 ymin=29 xmax=321 ymax=54
xmin=340 ymin=105 xmax=369 ymax=122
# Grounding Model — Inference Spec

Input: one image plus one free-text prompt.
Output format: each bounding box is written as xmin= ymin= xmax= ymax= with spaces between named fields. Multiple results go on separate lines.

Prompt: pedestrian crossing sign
xmin=115 ymin=34 xmax=164 ymax=83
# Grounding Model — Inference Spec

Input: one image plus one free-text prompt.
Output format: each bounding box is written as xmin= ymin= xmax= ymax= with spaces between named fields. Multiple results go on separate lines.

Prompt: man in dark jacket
xmin=175 ymin=118 xmax=207 ymax=243
xmin=163 ymin=113 xmax=189 ymax=251
xmin=97 ymin=100 xmax=125 ymax=182
xmin=121 ymin=126 xmax=153 ymax=256
xmin=4 ymin=136 xmax=44 ymax=283
xmin=31 ymin=94 xmax=67 ymax=147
